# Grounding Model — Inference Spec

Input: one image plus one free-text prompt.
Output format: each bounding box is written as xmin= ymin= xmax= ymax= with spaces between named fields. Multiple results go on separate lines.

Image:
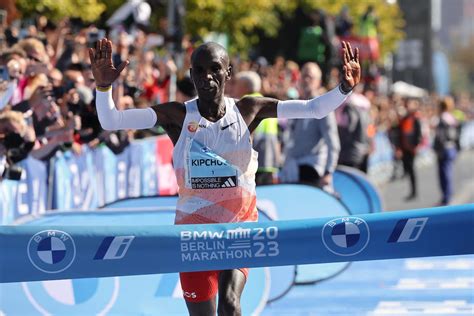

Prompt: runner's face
xmin=190 ymin=49 xmax=230 ymax=101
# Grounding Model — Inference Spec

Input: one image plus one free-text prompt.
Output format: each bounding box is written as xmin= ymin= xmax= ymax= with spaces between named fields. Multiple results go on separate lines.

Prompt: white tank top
xmin=172 ymin=97 xmax=259 ymax=225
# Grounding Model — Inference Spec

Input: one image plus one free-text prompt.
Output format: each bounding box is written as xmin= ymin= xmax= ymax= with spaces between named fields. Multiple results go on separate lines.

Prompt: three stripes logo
xmin=388 ymin=218 xmax=428 ymax=243
xmin=221 ymin=177 xmax=236 ymax=188
xmin=94 ymin=236 xmax=135 ymax=260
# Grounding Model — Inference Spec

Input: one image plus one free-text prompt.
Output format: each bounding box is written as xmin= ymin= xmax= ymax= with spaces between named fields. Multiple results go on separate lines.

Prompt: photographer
xmin=0 ymin=110 xmax=35 ymax=180
xmin=10 ymin=84 xmax=78 ymax=160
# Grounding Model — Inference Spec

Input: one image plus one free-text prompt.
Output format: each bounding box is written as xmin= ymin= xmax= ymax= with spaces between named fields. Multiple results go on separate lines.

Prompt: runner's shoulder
xmin=236 ymin=95 xmax=278 ymax=116
xmin=151 ymin=101 xmax=186 ymax=124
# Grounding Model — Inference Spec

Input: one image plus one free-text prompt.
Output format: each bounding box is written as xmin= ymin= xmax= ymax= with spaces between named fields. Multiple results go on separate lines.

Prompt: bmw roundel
xmin=322 ymin=217 xmax=370 ymax=256
xmin=27 ymin=230 xmax=76 ymax=273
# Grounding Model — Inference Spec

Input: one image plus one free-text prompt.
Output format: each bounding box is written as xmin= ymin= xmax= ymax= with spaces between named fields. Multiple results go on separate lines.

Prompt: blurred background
xmin=0 ymin=0 xmax=472 ymax=212
xmin=0 ymin=1 xmax=473 ymax=314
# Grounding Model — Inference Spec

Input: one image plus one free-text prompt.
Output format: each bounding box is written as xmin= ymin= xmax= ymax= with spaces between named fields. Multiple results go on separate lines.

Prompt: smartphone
xmin=87 ymin=29 xmax=106 ymax=48
xmin=0 ymin=66 xmax=9 ymax=82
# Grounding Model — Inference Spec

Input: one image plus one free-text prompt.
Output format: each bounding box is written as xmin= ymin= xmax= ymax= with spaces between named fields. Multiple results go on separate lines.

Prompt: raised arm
xmin=89 ymin=38 xmax=158 ymax=131
xmin=252 ymin=41 xmax=361 ymax=120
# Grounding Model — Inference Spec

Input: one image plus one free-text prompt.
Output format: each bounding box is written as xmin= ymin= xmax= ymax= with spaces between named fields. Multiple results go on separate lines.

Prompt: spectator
xmin=335 ymin=6 xmax=353 ymax=37
xmin=398 ymin=98 xmax=423 ymax=200
xmin=0 ymin=110 xmax=35 ymax=180
xmin=433 ymin=97 xmax=459 ymax=205
xmin=336 ymin=87 xmax=372 ymax=173
xmin=297 ymin=9 xmax=333 ymax=85
xmin=280 ymin=62 xmax=340 ymax=193
xmin=359 ymin=5 xmax=378 ymax=38
xmin=235 ymin=70 xmax=280 ymax=185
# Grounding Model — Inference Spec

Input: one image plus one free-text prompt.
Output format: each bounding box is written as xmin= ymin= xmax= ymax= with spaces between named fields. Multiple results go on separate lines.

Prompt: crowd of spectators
xmin=0 ymin=9 xmax=472 ymax=204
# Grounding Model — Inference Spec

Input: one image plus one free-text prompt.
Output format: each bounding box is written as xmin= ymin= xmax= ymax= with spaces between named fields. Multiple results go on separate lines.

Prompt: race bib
xmin=185 ymin=138 xmax=238 ymax=189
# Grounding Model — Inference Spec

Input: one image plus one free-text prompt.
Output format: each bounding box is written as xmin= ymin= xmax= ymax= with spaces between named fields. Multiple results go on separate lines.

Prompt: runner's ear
xmin=226 ymin=65 xmax=232 ymax=81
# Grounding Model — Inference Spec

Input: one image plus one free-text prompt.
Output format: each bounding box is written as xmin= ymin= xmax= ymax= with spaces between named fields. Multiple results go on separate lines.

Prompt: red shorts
xmin=179 ymin=268 xmax=248 ymax=302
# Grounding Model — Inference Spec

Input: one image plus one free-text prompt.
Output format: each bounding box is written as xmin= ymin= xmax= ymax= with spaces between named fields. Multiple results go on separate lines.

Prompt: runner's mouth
xmin=200 ymin=86 xmax=216 ymax=92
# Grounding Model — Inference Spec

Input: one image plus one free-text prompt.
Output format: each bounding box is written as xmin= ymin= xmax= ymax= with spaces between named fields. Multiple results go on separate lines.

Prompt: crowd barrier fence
xmin=1 ymin=123 xmax=473 ymax=225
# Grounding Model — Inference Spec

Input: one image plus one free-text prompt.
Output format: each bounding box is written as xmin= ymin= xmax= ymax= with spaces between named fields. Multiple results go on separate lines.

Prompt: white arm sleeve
xmin=277 ymin=85 xmax=351 ymax=119
xmin=95 ymin=89 xmax=157 ymax=130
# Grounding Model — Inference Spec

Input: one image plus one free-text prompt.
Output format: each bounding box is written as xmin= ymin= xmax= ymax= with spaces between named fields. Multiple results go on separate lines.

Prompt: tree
xmin=299 ymin=0 xmax=405 ymax=58
xmin=16 ymin=0 xmax=106 ymax=23
xmin=184 ymin=0 xmax=404 ymax=57
xmin=185 ymin=0 xmax=297 ymax=55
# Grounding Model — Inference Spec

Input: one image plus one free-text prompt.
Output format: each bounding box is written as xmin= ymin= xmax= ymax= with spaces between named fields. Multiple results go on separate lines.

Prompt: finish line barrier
xmin=0 ymin=204 xmax=473 ymax=283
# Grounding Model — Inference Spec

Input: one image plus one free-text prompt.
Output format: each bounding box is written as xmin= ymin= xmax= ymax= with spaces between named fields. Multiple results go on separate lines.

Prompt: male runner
xmin=90 ymin=38 xmax=360 ymax=316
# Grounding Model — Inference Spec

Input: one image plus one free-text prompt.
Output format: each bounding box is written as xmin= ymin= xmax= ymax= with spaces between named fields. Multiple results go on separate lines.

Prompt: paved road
xmin=262 ymin=151 xmax=474 ymax=315
xmin=108 ymin=151 xmax=471 ymax=316
xmin=375 ymin=149 xmax=474 ymax=212
xmin=262 ymin=255 xmax=474 ymax=316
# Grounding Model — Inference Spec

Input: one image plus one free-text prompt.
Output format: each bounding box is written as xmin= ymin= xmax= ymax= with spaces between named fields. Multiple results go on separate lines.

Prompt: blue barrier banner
xmin=105 ymin=197 xmax=292 ymax=303
xmin=128 ymin=142 xmax=142 ymax=198
xmin=0 ymin=181 xmax=4 ymax=224
xmin=93 ymin=145 xmax=131 ymax=204
xmin=52 ymin=152 xmax=75 ymax=209
xmin=0 ymin=179 xmax=18 ymax=225
xmin=334 ymin=166 xmax=383 ymax=214
xmin=257 ymin=184 xmax=350 ymax=284
xmin=1 ymin=204 xmax=472 ymax=283
xmin=0 ymin=210 xmax=269 ymax=315
xmin=0 ymin=157 xmax=46 ymax=223
xmin=115 ymin=147 xmax=130 ymax=201
xmin=102 ymin=196 xmax=178 ymax=210
xmin=155 ymin=136 xmax=178 ymax=195
xmin=139 ymin=139 xmax=159 ymax=196
xmin=127 ymin=139 xmax=159 ymax=198
xmin=21 ymin=157 xmax=47 ymax=217
xmin=0 ymin=269 xmax=269 ymax=316
xmin=52 ymin=150 xmax=98 ymax=210
xmin=91 ymin=147 xmax=104 ymax=206
xmin=75 ymin=147 xmax=99 ymax=209
xmin=368 ymin=132 xmax=394 ymax=167
xmin=98 ymin=145 xmax=117 ymax=204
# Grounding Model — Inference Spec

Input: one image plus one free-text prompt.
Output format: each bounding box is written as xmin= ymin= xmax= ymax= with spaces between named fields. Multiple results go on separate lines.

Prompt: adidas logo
xmin=221 ymin=177 xmax=236 ymax=188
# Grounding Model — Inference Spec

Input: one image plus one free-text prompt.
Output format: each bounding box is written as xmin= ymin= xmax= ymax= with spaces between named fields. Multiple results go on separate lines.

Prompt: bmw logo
xmin=27 ymin=230 xmax=76 ymax=273
xmin=322 ymin=217 xmax=370 ymax=256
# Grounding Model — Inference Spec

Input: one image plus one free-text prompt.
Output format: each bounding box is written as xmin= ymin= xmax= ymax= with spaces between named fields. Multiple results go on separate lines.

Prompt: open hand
xmin=341 ymin=41 xmax=361 ymax=93
xmin=88 ymin=38 xmax=129 ymax=87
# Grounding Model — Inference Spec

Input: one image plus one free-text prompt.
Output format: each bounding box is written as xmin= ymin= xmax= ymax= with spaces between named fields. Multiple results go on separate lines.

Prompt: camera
xmin=0 ymin=133 xmax=35 ymax=180
xmin=2 ymin=161 xmax=22 ymax=180
xmin=2 ymin=148 xmax=24 ymax=181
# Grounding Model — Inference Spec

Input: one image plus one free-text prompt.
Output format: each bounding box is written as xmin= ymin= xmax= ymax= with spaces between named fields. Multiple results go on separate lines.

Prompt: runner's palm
xmin=88 ymin=38 xmax=129 ymax=87
xmin=341 ymin=41 xmax=361 ymax=91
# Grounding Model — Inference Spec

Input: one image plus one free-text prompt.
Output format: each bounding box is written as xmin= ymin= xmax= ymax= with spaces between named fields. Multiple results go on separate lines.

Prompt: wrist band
xmin=338 ymin=83 xmax=352 ymax=95
xmin=96 ymin=85 xmax=112 ymax=92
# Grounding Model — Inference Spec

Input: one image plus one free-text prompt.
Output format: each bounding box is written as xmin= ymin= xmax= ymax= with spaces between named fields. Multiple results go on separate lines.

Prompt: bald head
xmin=191 ymin=42 xmax=229 ymax=68
xmin=189 ymin=42 xmax=232 ymax=102
xmin=300 ymin=62 xmax=322 ymax=98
